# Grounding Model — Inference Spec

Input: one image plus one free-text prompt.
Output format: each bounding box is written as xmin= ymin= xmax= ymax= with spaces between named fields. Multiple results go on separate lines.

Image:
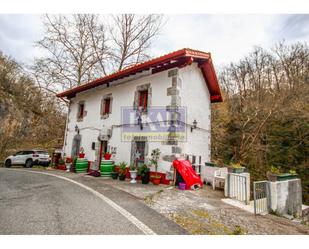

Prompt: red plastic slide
xmin=173 ymin=159 xmax=203 ymax=190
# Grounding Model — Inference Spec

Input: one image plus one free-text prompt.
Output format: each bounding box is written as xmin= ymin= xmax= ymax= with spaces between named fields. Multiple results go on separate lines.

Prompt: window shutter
xmin=83 ymin=103 xmax=87 ymax=117
xmin=77 ymin=104 xmax=80 ymax=119
xmin=104 ymin=98 xmax=110 ymax=114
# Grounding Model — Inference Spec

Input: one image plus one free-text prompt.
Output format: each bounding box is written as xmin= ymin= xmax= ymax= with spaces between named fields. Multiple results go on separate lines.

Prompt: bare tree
xmin=110 ymin=14 xmax=163 ymax=71
xmin=33 ymin=14 xmax=163 ymax=93
xmin=33 ymin=14 xmax=109 ymax=92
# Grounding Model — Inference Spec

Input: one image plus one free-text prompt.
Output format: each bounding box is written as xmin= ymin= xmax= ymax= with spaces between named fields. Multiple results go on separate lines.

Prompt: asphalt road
xmin=0 ymin=168 xmax=186 ymax=235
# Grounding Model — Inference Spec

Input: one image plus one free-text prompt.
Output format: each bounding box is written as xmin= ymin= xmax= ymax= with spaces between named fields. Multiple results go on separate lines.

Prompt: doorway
xmin=99 ymin=141 xmax=108 ymax=164
xmin=71 ymin=134 xmax=81 ymax=158
xmin=131 ymin=139 xmax=147 ymax=168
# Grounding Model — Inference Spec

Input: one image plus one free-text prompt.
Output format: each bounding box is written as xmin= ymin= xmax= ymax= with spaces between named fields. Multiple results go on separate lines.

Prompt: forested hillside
xmin=0 ymin=52 xmax=65 ymax=160
xmin=212 ymin=42 xmax=309 ymax=204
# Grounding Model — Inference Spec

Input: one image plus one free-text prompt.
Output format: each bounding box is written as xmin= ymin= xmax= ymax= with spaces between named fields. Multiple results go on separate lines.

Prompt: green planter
xmin=205 ymin=162 xmax=215 ymax=167
xmin=100 ymin=160 xmax=115 ymax=178
xmin=228 ymin=167 xmax=245 ymax=173
xmin=75 ymin=158 xmax=88 ymax=173
xmin=267 ymin=172 xmax=298 ymax=182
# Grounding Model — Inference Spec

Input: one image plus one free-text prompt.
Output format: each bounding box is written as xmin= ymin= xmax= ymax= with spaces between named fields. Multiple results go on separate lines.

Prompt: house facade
xmin=57 ymin=48 xmax=222 ymax=182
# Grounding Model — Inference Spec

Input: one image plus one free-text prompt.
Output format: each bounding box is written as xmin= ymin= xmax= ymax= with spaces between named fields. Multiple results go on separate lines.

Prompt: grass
xmin=32 ymin=165 xmax=47 ymax=170
xmin=144 ymin=189 xmax=164 ymax=206
xmin=232 ymin=225 xmax=247 ymax=235
xmin=168 ymin=209 xmax=236 ymax=235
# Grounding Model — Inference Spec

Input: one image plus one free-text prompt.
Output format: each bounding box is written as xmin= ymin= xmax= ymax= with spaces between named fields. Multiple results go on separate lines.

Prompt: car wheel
xmin=25 ymin=159 xmax=33 ymax=168
xmin=5 ymin=159 xmax=12 ymax=168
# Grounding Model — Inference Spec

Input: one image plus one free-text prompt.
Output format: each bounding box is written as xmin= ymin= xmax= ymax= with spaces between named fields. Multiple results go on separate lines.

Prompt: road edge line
xmin=3 ymin=169 xmax=156 ymax=235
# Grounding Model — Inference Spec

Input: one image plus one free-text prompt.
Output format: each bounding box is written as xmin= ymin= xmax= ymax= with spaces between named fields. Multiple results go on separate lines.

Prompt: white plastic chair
xmin=213 ymin=168 xmax=228 ymax=190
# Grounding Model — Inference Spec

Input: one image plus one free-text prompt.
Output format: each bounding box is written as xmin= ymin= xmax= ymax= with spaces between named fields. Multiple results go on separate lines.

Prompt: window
xmin=133 ymin=84 xmax=151 ymax=112
xmin=77 ymin=102 xmax=85 ymax=120
xmin=101 ymin=95 xmax=112 ymax=118
xmin=23 ymin=151 xmax=33 ymax=155
xmin=103 ymin=98 xmax=111 ymax=115
xmin=139 ymin=90 xmax=148 ymax=111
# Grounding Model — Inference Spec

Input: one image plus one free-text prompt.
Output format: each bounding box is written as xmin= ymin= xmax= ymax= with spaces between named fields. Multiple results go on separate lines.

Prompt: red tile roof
xmin=56 ymin=48 xmax=222 ymax=102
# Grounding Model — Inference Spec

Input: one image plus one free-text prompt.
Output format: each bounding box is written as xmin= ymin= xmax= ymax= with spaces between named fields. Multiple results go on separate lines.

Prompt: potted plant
xmin=104 ymin=150 xmax=112 ymax=160
xmin=57 ymin=158 xmax=66 ymax=170
xmin=267 ymin=166 xmax=298 ymax=182
xmin=65 ymin=157 xmax=72 ymax=172
xmin=118 ymin=162 xmax=127 ymax=181
xmin=111 ymin=171 xmax=119 ymax=180
xmin=79 ymin=147 xmax=85 ymax=158
xmin=228 ymin=162 xmax=246 ymax=173
xmin=149 ymin=148 xmax=161 ymax=185
xmin=138 ymin=164 xmax=150 ymax=184
xmin=129 ymin=165 xmax=138 ymax=183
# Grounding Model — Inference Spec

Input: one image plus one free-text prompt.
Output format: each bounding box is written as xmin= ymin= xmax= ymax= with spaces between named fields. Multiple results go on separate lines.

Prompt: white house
xmin=57 ymin=48 xmax=222 ymax=183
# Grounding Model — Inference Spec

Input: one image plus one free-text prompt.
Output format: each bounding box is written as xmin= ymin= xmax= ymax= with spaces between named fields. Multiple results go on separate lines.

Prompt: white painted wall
xmin=64 ymin=63 xmax=212 ymax=174
xmin=179 ymin=63 xmax=211 ymax=169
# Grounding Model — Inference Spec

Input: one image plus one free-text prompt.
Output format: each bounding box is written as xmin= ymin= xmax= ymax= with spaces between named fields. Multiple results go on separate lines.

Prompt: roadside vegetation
xmin=211 ymin=42 xmax=309 ymax=204
xmin=0 ymin=15 xmax=308 ymax=204
xmin=0 ymin=52 xmax=65 ymax=161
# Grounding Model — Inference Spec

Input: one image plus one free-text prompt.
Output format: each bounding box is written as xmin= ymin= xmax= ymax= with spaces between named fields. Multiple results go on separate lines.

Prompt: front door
xmin=71 ymin=134 xmax=81 ymax=158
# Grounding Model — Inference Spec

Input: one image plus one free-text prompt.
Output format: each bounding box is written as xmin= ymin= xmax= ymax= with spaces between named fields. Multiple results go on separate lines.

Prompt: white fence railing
xmin=226 ymin=173 xmax=250 ymax=204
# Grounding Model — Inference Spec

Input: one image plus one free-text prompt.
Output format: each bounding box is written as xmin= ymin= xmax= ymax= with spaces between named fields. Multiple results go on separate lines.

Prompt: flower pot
xmin=129 ymin=170 xmax=137 ymax=183
xmin=179 ymin=182 xmax=186 ymax=190
xmin=57 ymin=164 xmax=66 ymax=170
xmin=278 ymin=174 xmax=298 ymax=181
xmin=104 ymin=153 xmax=112 ymax=160
xmin=119 ymin=174 xmax=126 ymax=181
xmin=228 ymin=167 xmax=245 ymax=173
xmin=205 ymin=162 xmax=215 ymax=167
xmin=267 ymin=172 xmax=298 ymax=182
xmin=79 ymin=153 xmax=85 ymax=158
xmin=65 ymin=163 xmax=71 ymax=172
xmin=141 ymin=172 xmax=150 ymax=184
xmin=152 ymin=176 xmax=161 ymax=185
xmin=111 ymin=172 xmax=119 ymax=180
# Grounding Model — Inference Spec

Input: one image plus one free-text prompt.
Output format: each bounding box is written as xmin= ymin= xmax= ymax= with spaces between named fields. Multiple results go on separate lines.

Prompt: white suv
xmin=4 ymin=150 xmax=51 ymax=168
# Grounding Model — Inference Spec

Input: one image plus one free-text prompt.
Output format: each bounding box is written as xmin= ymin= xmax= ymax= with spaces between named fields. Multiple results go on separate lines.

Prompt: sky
xmin=0 ymin=14 xmax=308 ymax=68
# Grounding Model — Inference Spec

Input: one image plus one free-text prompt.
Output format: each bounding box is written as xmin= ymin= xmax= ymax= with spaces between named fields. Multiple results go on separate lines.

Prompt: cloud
xmin=0 ymin=14 xmax=308 ymax=67
xmin=0 ymin=14 xmax=43 ymax=64
xmin=151 ymin=14 xmax=298 ymax=66
xmin=271 ymin=14 xmax=309 ymax=41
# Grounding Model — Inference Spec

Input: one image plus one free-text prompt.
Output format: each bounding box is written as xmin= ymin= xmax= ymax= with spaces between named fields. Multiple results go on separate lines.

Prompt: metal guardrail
xmin=253 ymin=180 xmax=270 ymax=215
xmin=227 ymin=173 xmax=248 ymax=204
